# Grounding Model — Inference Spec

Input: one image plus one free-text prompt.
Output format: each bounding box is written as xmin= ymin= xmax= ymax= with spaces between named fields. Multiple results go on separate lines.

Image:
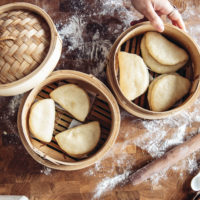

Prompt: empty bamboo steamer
xmin=0 ymin=2 xmax=62 ymax=96
xmin=17 ymin=70 xmax=121 ymax=170
xmin=107 ymin=22 xmax=200 ymax=119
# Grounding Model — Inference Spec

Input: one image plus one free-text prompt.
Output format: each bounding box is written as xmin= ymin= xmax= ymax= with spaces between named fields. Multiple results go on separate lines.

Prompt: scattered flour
xmin=7 ymin=95 xmax=22 ymax=116
xmin=76 ymin=1 xmax=200 ymax=199
xmin=182 ymin=2 xmax=200 ymax=20
xmin=0 ymin=95 xmax=23 ymax=135
xmin=3 ymin=131 xmax=7 ymax=135
xmin=149 ymin=168 xmax=169 ymax=186
xmin=40 ymin=166 xmax=52 ymax=176
xmin=92 ymin=170 xmax=131 ymax=200
xmin=0 ymin=0 xmax=199 ymax=198
xmin=56 ymin=15 xmax=112 ymax=78
xmin=57 ymin=16 xmax=86 ymax=51
xmin=133 ymin=104 xmax=200 ymax=158
xmin=91 ymin=96 xmax=200 ymax=199
xmin=56 ymin=0 xmax=141 ymax=79
xmin=182 ymin=1 xmax=200 ymax=45
xmin=98 ymin=0 xmax=141 ymax=26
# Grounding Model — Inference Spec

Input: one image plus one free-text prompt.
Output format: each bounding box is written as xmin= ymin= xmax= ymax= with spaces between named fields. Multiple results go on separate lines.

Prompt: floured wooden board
xmin=1 ymin=0 xmax=200 ymax=200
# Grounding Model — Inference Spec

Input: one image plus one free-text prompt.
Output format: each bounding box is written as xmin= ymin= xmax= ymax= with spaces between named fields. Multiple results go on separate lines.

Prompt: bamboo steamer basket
xmin=17 ymin=70 xmax=121 ymax=170
xmin=107 ymin=22 xmax=200 ymax=119
xmin=0 ymin=2 xmax=62 ymax=96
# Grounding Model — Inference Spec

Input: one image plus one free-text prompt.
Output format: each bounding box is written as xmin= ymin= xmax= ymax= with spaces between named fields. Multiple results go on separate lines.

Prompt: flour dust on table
xmin=84 ymin=2 xmax=200 ymax=198
xmin=0 ymin=95 xmax=22 ymax=136
xmin=56 ymin=0 xmax=141 ymax=80
xmin=40 ymin=166 xmax=52 ymax=176
xmin=92 ymin=170 xmax=131 ymax=200
xmin=89 ymin=95 xmax=200 ymax=199
xmin=182 ymin=1 xmax=200 ymax=46
xmin=1 ymin=0 xmax=200 ymax=198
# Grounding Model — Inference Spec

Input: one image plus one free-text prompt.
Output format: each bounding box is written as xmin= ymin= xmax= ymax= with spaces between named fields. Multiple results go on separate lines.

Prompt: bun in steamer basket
xmin=140 ymin=35 xmax=187 ymax=74
xmin=148 ymin=73 xmax=191 ymax=112
xmin=29 ymin=99 xmax=55 ymax=142
xmin=145 ymin=32 xmax=189 ymax=66
xmin=55 ymin=121 xmax=101 ymax=158
xmin=50 ymin=84 xmax=90 ymax=122
xmin=118 ymin=52 xmax=149 ymax=101
xmin=145 ymin=32 xmax=188 ymax=65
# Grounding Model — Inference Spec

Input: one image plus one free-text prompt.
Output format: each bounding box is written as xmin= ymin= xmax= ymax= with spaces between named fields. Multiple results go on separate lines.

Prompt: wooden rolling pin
xmin=129 ymin=133 xmax=200 ymax=185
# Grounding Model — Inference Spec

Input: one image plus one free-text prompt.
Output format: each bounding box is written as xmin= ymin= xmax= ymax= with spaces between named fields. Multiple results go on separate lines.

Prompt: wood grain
xmin=0 ymin=0 xmax=200 ymax=200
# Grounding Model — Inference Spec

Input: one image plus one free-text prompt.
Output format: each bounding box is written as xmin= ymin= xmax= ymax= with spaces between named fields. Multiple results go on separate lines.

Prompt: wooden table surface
xmin=1 ymin=0 xmax=200 ymax=199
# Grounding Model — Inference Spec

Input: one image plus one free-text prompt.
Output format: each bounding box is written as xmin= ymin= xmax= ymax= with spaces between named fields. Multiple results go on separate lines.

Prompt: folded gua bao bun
xmin=140 ymin=34 xmax=187 ymax=74
xmin=29 ymin=99 xmax=55 ymax=143
xmin=55 ymin=121 xmax=101 ymax=158
xmin=118 ymin=52 xmax=149 ymax=101
xmin=145 ymin=32 xmax=189 ymax=66
xmin=50 ymin=84 xmax=90 ymax=122
xmin=148 ymin=73 xmax=191 ymax=112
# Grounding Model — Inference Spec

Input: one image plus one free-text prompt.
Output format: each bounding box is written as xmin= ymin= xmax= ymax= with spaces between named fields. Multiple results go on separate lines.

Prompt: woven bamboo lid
xmin=0 ymin=3 xmax=62 ymax=96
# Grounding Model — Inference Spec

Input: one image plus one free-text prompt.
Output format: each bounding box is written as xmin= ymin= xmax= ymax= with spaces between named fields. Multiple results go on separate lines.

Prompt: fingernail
xmin=153 ymin=18 xmax=164 ymax=32
xmin=158 ymin=23 xmax=164 ymax=32
xmin=155 ymin=23 xmax=164 ymax=32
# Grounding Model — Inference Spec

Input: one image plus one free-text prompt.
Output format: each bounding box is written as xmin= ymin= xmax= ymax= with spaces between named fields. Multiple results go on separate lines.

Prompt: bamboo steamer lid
xmin=17 ymin=70 xmax=121 ymax=170
xmin=107 ymin=22 xmax=200 ymax=119
xmin=0 ymin=2 xmax=62 ymax=96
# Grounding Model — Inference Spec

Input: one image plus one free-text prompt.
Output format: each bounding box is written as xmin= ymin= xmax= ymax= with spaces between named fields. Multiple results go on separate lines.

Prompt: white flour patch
xmin=56 ymin=15 xmax=112 ymax=78
xmin=186 ymin=154 xmax=199 ymax=174
xmin=92 ymin=170 xmax=131 ymax=200
xmin=182 ymin=2 xmax=200 ymax=20
xmin=57 ymin=16 xmax=86 ymax=51
xmin=182 ymin=2 xmax=200 ymax=45
xmin=186 ymin=25 xmax=200 ymax=46
xmin=7 ymin=95 xmax=22 ymax=116
xmin=56 ymin=0 xmax=141 ymax=79
xmin=149 ymin=152 xmax=199 ymax=186
xmin=84 ymin=168 xmax=95 ymax=176
xmin=0 ymin=95 xmax=23 ymax=135
xmin=98 ymin=0 xmax=141 ymax=27
xmin=40 ymin=167 xmax=52 ymax=176
xmin=81 ymin=39 xmax=112 ymax=77
xmin=84 ymin=141 xmax=135 ymax=178
xmin=132 ymin=97 xmax=200 ymax=158
xmin=149 ymin=168 xmax=168 ymax=186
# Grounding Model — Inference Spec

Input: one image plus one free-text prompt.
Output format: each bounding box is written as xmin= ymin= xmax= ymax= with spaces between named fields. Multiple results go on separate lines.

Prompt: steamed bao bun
xmin=148 ymin=73 xmax=191 ymax=112
xmin=118 ymin=52 xmax=149 ymax=101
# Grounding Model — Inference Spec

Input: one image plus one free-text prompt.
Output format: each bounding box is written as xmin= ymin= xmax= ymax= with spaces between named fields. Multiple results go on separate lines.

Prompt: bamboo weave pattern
xmin=0 ymin=9 xmax=50 ymax=84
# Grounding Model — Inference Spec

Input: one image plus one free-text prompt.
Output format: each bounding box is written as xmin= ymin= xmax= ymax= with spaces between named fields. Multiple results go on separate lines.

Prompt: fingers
xmin=130 ymin=17 xmax=147 ymax=26
xmin=167 ymin=9 xmax=186 ymax=31
xmin=144 ymin=2 xmax=164 ymax=32
xmin=130 ymin=0 xmax=186 ymax=32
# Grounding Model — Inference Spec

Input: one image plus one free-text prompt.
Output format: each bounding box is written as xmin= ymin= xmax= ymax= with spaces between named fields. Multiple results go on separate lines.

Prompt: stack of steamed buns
xmin=29 ymin=84 xmax=101 ymax=158
xmin=118 ymin=31 xmax=191 ymax=112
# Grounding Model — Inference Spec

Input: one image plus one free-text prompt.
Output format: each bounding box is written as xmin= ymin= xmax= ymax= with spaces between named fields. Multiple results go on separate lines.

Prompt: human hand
xmin=131 ymin=0 xmax=186 ymax=32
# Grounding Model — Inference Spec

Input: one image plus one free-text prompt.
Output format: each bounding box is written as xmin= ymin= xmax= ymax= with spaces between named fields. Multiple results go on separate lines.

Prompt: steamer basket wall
xmin=18 ymin=70 xmax=121 ymax=170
